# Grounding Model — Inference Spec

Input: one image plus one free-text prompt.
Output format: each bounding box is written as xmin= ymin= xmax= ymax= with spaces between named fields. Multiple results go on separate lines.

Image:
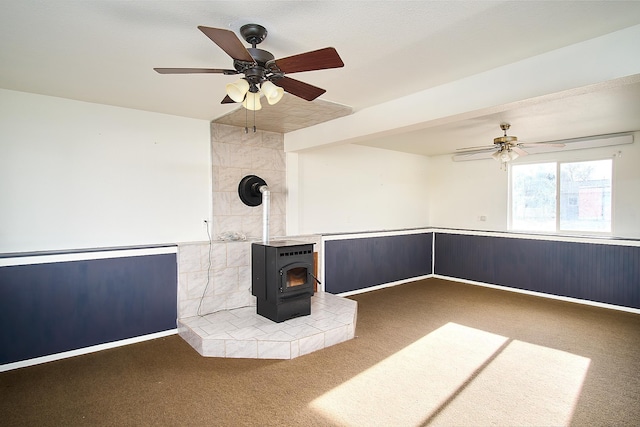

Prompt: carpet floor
xmin=1 ymin=278 xmax=639 ymax=426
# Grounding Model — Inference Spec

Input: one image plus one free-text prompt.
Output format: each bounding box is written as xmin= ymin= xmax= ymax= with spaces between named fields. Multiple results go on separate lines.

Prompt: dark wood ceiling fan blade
xmin=154 ymin=68 xmax=238 ymax=74
xmin=198 ymin=26 xmax=255 ymax=63
xmin=221 ymin=95 xmax=236 ymax=104
xmin=274 ymin=47 xmax=344 ymax=73
xmin=273 ymin=76 xmax=326 ymax=101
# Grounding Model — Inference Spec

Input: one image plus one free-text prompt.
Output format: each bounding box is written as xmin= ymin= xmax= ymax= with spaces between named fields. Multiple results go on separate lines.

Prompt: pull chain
xmin=244 ymin=101 xmax=248 ymax=134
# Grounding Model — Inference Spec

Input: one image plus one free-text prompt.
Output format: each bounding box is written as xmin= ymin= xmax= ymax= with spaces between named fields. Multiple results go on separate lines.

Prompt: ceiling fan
xmin=154 ymin=24 xmax=344 ymax=110
xmin=452 ymin=123 xmax=565 ymax=166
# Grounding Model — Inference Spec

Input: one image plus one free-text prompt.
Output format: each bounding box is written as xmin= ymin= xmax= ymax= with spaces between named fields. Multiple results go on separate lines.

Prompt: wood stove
xmin=252 ymin=240 xmax=315 ymax=323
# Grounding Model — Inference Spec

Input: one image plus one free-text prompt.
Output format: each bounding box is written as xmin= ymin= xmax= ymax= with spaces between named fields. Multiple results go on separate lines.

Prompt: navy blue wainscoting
xmin=434 ymin=233 xmax=640 ymax=309
xmin=325 ymin=233 xmax=433 ymax=294
xmin=0 ymin=252 xmax=177 ymax=365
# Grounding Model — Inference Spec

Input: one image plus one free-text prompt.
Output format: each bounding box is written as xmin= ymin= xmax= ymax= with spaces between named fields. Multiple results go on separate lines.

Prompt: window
xmin=510 ymin=159 xmax=612 ymax=233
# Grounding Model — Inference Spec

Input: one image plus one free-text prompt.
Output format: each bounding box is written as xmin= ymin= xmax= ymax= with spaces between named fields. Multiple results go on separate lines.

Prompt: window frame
xmin=508 ymin=156 xmax=614 ymax=236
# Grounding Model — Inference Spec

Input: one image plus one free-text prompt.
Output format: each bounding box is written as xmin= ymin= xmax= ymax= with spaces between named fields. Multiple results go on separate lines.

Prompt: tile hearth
xmin=178 ymin=292 xmax=357 ymax=359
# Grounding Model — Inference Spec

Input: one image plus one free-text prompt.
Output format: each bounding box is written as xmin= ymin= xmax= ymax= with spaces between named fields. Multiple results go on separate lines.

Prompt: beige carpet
xmin=1 ymin=278 xmax=639 ymax=426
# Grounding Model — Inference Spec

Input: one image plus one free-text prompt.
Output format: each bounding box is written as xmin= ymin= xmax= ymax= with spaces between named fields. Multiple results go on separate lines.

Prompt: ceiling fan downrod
xmin=494 ymin=122 xmax=517 ymax=145
xmin=240 ymin=23 xmax=268 ymax=48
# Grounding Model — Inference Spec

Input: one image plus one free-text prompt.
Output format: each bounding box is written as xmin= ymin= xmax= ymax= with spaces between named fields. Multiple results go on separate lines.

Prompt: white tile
xmin=199 ymin=295 xmax=227 ymax=315
xmin=284 ymin=315 xmax=312 ymax=327
xmin=299 ymin=333 xmax=325 ymax=356
xmin=176 ymin=279 xmax=357 ymax=360
xmin=226 ymin=241 xmax=250 ymax=267
xmin=178 ymin=245 xmax=202 ymax=273
xmin=230 ymin=306 xmax=257 ymax=317
xmin=225 ymin=291 xmax=255 ymax=310
xmin=307 ymin=308 xmax=333 ymax=322
xmin=241 ymin=129 xmax=262 ymax=146
xmin=241 ymin=215 xmax=262 ymax=239
xmin=325 ymin=325 xmax=350 ymax=347
xmin=230 ymin=199 xmax=255 ymax=217
xmin=208 ymin=242 xmax=228 ymax=269
xmin=257 ymin=170 xmax=285 ymax=193
xmin=211 ymin=123 xmax=244 ymax=144
xmin=228 ymin=326 xmax=266 ymax=340
xmin=211 ymin=267 xmax=239 ymax=294
xmin=225 ymin=340 xmax=258 ymax=358
xmin=212 ymin=191 xmax=232 ymax=216
xmin=179 ymin=316 xmax=211 ymax=328
xmin=186 ymin=270 xmax=210 ymax=299
xmin=202 ymin=339 xmax=226 ymax=357
xmin=256 ymin=322 xmax=288 ymax=335
xmin=262 ymin=132 xmax=284 ymax=150
xmin=228 ymin=144 xmax=253 ymax=168
xmin=335 ymin=311 xmax=358 ymax=325
xmin=258 ymin=341 xmax=291 ymax=359
xmin=177 ymin=273 xmax=189 ymax=300
xmin=206 ymin=331 xmax=236 ymax=340
xmin=268 ymin=215 xmax=286 ymax=237
xmin=274 ymin=150 xmax=286 ymax=171
xmin=211 ymin=142 xmax=227 ymax=166
xmin=258 ymin=330 xmax=296 ymax=342
xmin=291 ymin=340 xmax=300 ymax=359
xmin=283 ymin=324 xmax=324 ymax=339
xmin=212 ymin=216 xmax=243 ymax=238
xmin=334 ymin=306 xmax=354 ymax=315
xmin=251 ymin=146 xmax=276 ymax=170
xmin=228 ymin=314 xmax=269 ymax=330
xmin=238 ymin=265 xmax=252 ymax=291
xmin=214 ymin=167 xmax=243 ymax=192
xmin=178 ymin=297 xmax=201 ymax=319
xmin=202 ymin=309 xmax=241 ymax=323
xmin=270 ymin=192 xmax=286 ymax=215
xmin=310 ymin=317 xmax=346 ymax=332
xmin=178 ymin=327 xmax=203 ymax=354
xmin=199 ymin=320 xmax=238 ymax=336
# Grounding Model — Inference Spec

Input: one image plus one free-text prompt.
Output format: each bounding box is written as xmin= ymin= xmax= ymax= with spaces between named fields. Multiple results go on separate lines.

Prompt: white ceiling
xmin=1 ymin=1 xmax=640 ymax=156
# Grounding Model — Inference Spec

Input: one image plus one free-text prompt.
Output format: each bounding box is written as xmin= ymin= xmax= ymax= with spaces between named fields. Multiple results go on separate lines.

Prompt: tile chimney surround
xmin=175 ymin=123 xmax=356 ymax=359
xmin=177 ymin=237 xmax=357 ymax=359
xmin=210 ymin=123 xmax=286 ymax=241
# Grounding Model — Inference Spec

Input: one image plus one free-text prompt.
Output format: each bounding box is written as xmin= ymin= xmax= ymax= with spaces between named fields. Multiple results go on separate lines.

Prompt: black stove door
xmin=279 ymin=261 xmax=312 ymax=293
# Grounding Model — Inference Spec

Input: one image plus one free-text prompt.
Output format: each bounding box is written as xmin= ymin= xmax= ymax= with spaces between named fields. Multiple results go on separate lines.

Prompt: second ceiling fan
xmin=453 ymin=123 xmax=566 ymax=166
xmin=154 ymin=23 xmax=344 ymax=109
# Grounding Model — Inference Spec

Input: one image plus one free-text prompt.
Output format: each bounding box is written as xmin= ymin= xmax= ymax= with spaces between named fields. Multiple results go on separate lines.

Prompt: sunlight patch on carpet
xmin=429 ymin=340 xmax=591 ymax=426
xmin=309 ymin=322 xmax=508 ymax=426
xmin=309 ymin=322 xmax=591 ymax=426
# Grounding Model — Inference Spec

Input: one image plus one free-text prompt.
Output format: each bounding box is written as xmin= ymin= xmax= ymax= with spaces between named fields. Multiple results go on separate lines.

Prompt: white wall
xmin=428 ymin=155 xmax=509 ymax=231
xmin=0 ymin=89 xmax=211 ymax=253
xmin=289 ymin=144 xmax=430 ymax=235
xmin=428 ymin=132 xmax=640 ymax=238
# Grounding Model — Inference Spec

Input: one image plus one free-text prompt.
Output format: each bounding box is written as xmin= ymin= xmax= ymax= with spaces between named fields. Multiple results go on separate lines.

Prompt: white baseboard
xmin=432 ymin=274 xmax=640 ymax=315
xmin=337 ymin=274 xmax=433 ymax=297
xmin=0 ymin=329 xmax=177 ymax=373
xmin=338 ymin=274 xmax=640 ymax=315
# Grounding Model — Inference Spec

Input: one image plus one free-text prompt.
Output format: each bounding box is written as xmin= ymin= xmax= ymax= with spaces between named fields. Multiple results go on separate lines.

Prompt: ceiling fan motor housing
xmin=240 ymin=24 xmax=268 ymax=46
xmin=494 ymin=135 xmax=518 ymax=145
xmin=235 ymin=48 xmax=282 ymax=86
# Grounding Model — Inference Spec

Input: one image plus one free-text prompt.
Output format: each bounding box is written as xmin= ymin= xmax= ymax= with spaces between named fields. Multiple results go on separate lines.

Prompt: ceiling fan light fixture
xmin=226 ymin=78 xmax=250 ymax=103
xmin=491 ymin=147 xmax=519 ymax=163
xmin=242 ymin=91 xmax=262 ymax=110
xmin=260 ymin=81 xmax=284 ymax=105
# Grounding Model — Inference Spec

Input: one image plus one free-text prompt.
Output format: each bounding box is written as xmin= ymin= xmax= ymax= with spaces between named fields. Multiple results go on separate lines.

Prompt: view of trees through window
xmin=511 ymin=159 xmax=612 ymax=233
